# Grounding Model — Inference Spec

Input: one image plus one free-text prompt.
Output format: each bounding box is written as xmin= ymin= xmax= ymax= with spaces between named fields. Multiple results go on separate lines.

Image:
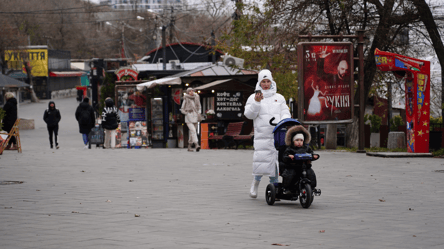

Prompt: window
xmin=202 ymin=96 xmax=214 ymax=114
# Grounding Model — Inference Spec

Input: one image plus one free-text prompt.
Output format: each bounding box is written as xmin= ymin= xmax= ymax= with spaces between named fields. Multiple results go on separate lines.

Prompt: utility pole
xmin=388 ymin=81 xmax=392 ymax=132
xmin=162 ymin=25 xmax=166 ymax=70
xmin=121 ymin=23 xmax=125 ymax=59
xmin=211 ymin=30 xmax=216 ymax=64
xmin=169 ymin=7 xmax=174 ymax=44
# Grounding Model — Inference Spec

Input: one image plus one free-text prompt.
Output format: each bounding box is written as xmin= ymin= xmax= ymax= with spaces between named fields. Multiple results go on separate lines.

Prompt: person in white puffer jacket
xmin=244 ymin=69 xmax=291 ymax=198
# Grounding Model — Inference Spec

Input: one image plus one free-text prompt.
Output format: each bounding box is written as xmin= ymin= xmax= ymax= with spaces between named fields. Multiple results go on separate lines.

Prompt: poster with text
xmin=215 ymin=91 xmax=243 ymax=120
xmin=298 ymin=43 xmax=354 ymax=123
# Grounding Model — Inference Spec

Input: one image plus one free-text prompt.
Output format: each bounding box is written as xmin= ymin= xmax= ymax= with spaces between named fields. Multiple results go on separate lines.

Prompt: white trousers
xmin=104 ymin=129 xmax=116 ymax=148
xmin=186 ymin=122 xmax=199 ymax=145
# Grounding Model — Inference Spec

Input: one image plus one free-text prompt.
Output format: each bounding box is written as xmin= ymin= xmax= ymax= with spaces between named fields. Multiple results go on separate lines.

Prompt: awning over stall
xmin=0 ymin=74 xmax=30 ymax=88
xmin=49 ymin=71 xmax=85 ymax=77
xmin=194 ymin=79 xmax=232 ymax=90
xmin=136 ymin=77 xmax=181 ymax=91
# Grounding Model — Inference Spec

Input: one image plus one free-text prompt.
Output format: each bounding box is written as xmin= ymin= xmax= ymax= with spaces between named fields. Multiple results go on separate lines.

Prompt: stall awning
xmin=136 ymin=77 xmax=181 ymax=91
xmin=0 ymin=74 xmax=30 ymax=88
xmin=194 ymin=79 xmax=232 ymax=90
xmin=49 ymin=71 xmax=85 ymax=77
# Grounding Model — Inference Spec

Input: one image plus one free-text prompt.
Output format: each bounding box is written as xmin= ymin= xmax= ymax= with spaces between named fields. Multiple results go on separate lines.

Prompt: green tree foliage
xmin=0 ymin=108 xmax=5 ymax=131
xmin=218 ymin=2 xmax=298 ymax=100
xmin=99 ymin=73 xmax=117 ymax=113
xmin=430 ymin=116 xmax=443 ymax=125
xmin=389 ymin=115 xmax=404 ymax=131
xmin=364 ymin=114 xmax=382 ymax=133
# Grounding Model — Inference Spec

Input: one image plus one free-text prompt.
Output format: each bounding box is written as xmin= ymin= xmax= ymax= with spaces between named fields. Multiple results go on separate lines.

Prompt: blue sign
xmin=128 ymin=108 xmax=146 ymax=121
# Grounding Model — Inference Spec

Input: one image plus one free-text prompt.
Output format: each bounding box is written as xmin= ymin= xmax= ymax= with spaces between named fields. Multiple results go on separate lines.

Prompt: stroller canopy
xmin=272 ymin=118 xmax=301 ymax=134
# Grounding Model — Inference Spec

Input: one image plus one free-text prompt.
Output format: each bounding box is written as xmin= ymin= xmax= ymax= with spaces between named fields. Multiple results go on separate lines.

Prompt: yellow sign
xmin=5 ymin=49 xmax=48 ymax=77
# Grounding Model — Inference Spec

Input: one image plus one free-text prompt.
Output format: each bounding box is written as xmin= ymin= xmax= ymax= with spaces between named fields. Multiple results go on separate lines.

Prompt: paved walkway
xmin=1 ymin=97 xmax=444 ymax=248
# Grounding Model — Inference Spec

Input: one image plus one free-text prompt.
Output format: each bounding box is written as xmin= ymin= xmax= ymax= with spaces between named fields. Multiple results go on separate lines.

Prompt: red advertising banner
xmin=298 ymin=42 xmax=354 ymax=123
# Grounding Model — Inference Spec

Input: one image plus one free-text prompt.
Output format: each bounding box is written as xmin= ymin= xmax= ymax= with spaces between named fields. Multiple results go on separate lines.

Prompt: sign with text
xmin=128 ymin=107 xmax=146 ymax=121
xmin=297 ymin=42 xmax=354 ymax=124
xmin=115 ymin=67 xmax=139 ymax=81
xmin=215 ymin=91 xmax=243 ymax=120
xmin=5 ymin=49 xmax=49 ymax=77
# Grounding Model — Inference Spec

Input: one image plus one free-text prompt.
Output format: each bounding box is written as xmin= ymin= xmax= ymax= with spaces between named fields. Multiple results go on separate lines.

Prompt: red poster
xmin=298 ymin=43 xmax=354 ymax=123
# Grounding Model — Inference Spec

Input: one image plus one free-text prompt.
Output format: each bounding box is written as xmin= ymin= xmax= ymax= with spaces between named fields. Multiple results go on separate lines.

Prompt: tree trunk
xmin=325 ymin=124 xmax=337 ymax=149
xmin=410 ymin=0 xmax=444 ymax=119
xmin=23 ymin=61 xmax=39 ymax=103
xmin=346 ymin=116 xmax=359 ymax=148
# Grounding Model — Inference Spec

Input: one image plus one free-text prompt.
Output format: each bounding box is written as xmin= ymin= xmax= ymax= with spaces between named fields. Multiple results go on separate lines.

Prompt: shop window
xmin=202 ymin=96 xmax=214 ymax=114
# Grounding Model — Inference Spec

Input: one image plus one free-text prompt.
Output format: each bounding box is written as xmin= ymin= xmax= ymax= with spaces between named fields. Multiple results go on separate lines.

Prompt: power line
xmin=0 ymin=4 xmax=113 ymax=14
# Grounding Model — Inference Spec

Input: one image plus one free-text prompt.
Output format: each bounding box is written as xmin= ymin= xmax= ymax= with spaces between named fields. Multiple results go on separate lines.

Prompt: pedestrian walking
xmin=101 ymin=97 xmax=120 ymax=149
xmin=43 ymin=101 xmax=61 ymax=149
xmin=244 ymin=69 xmax=291 ymax=198
xmin=180 ymin=87 xmax=202 ymax=152
xmin=2 ymin=92 xmax=18 ymax=150
xmin=75 ymin=97 xmax=96 ymax=149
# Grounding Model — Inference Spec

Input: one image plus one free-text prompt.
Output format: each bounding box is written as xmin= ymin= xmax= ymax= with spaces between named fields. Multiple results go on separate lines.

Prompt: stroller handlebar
xmin=269 ymin=117 xmax=278 ymax=126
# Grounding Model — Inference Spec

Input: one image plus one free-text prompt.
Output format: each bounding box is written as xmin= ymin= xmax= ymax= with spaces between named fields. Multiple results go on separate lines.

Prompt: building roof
xmin=145 ymin=42 xmax=224 ymax=57
xmin=0 ymin=74 xmax=30 ymax=88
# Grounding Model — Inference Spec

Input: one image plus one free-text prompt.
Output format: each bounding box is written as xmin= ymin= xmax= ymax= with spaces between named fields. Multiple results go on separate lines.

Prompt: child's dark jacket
xmin=282 ymin=125 xmax=313 ymax=167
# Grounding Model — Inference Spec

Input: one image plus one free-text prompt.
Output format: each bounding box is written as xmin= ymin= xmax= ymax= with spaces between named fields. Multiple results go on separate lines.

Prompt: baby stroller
xmin=266 ymin=118 xmax=321 ymax=208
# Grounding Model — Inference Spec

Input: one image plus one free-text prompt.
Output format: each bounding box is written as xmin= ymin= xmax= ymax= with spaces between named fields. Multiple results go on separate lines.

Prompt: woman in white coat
xmin=244 ymin=69 xmax=291 ymax=198
xmin=180 ymin=87 xmax=202 ymax=152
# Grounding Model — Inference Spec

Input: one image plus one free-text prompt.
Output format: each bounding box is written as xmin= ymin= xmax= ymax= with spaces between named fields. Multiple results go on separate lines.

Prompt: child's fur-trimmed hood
xmin=285 ymin=125 xmax=311 ymax=146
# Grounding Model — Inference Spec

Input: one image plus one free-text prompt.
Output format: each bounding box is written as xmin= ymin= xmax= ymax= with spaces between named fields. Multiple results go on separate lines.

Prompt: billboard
xmin=297 ymin=42 xmax=354 ymax=124
xmin=5 ymin=49 xmax=49 ymax=77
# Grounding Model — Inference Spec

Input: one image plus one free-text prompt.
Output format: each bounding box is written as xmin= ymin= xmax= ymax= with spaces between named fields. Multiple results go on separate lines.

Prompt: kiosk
xmin=375 ymin=49 xmax=431 ymax=153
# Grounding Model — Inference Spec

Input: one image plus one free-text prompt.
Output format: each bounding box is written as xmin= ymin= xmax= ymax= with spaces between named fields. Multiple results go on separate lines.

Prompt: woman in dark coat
xmin=2 ymin=92 xmax=18 ymax=150
xmin=75 ymin=97 xmax=96 ymax=149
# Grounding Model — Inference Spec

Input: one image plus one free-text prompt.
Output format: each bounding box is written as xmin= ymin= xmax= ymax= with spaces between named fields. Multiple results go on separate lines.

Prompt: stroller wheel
xmin=265 ymin=184 xmax=276 ymax=205
xmin=299 ymin=183 xmax=313 ymax=209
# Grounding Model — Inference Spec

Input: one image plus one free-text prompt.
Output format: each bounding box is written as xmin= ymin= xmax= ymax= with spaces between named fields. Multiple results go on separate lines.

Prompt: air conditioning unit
xmin=169 ymin=60 xmax=181 ymax=69
xmin=223 ymin=56 xmax=244 ymax=68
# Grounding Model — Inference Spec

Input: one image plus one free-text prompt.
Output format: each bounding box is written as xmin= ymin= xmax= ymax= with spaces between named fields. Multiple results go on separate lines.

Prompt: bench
xmin=208 ymin=122 xmax=244 ymax=149
xmin=233 ymin=128 xmax=254 ymax=150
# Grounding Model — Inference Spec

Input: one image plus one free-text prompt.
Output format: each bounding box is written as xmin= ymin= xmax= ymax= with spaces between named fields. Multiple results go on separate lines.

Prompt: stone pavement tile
xmin=2 ymin=98 xmax=444 ymax=248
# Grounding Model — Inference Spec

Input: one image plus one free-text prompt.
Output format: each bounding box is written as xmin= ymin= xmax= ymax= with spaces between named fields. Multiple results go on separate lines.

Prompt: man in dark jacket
xmin=101 ymin=97 xmax=120 ymax=149
xmin=43 ymin=101 xmax=61 ymax=149
xmin=2 ymin=92 xmax=18 ymax=150
xmin=75 ymin=97 xmax=96 ymax=149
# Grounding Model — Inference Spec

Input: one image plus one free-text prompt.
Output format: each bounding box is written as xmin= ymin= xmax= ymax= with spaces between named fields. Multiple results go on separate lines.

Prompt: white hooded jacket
xmin=244 ymin=70 xmax=291 ymax=176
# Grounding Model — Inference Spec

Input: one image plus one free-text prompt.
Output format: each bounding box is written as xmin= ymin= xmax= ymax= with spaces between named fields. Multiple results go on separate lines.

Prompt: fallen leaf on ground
xmin=135 ymin=214 xmax=140 ymax=217
xmin=346 ymin=175 xmax=352 ymax=177
xmin=106 ymin=200 xmax=111 ymax=202
xmin=72 ymin=211 xmax=79 ymax=213
xmin=379 ymin=199 xmax=386 ymax=202
xmin=319 ymin=230 xmax=325 ymax=233
xmin=271 ymin=243 xmax=290 ymax=246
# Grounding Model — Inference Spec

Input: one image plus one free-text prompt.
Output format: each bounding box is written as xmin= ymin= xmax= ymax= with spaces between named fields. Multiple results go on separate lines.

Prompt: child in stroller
xmin=267 ymin=118 xmax=321 ymax=208
xmin=281 ymin=125 xmax=318 ymax=194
